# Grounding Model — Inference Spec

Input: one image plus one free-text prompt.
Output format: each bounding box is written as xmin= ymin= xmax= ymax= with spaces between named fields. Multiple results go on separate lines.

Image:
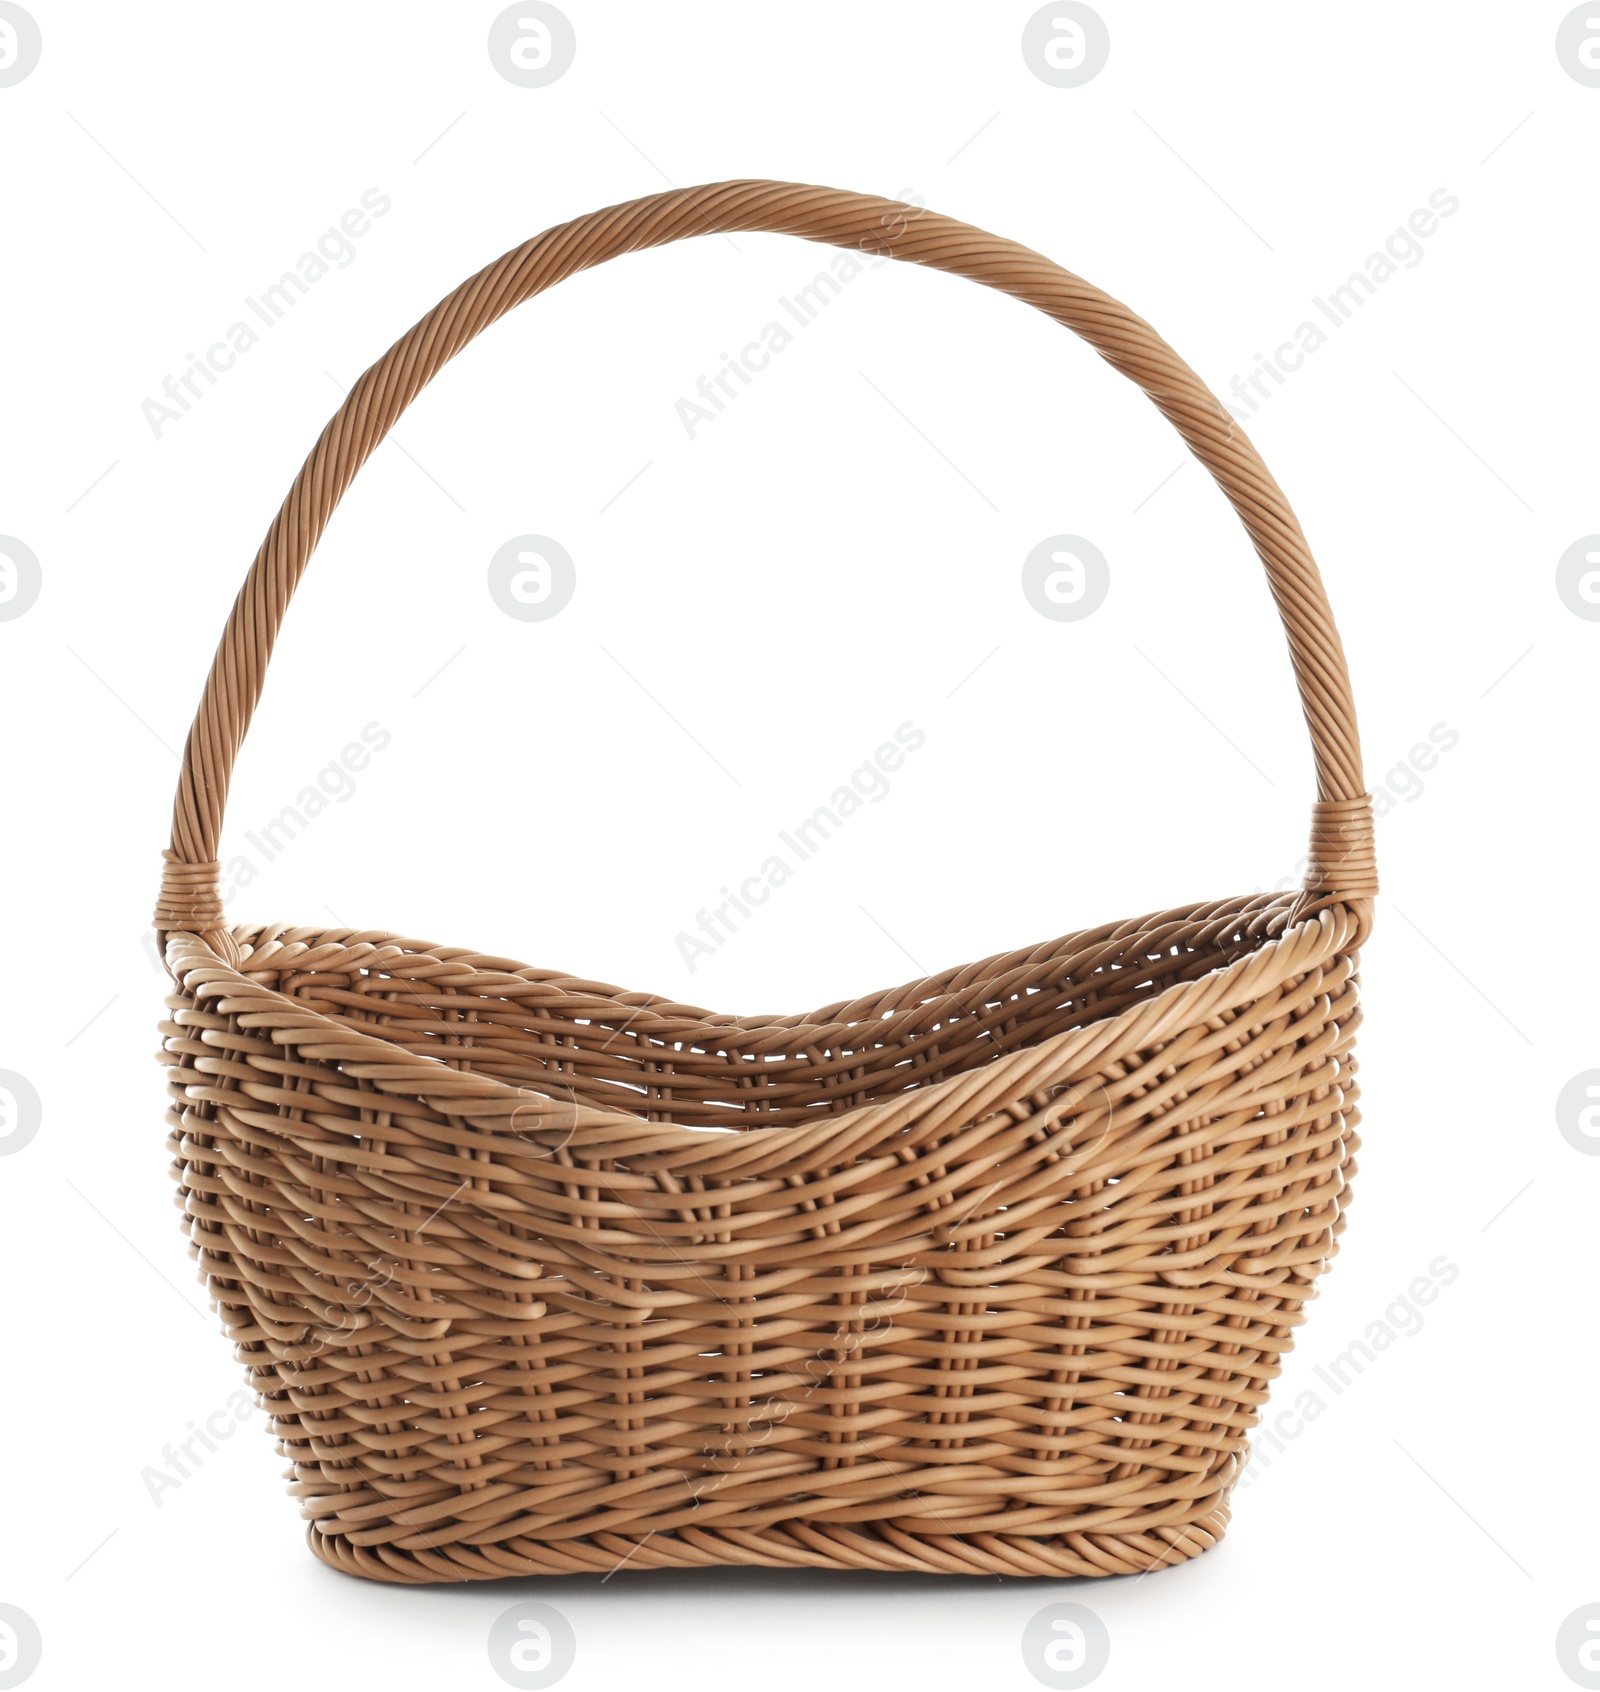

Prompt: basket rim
xmin=163 ymin=895 xmax=1363 ymax=1165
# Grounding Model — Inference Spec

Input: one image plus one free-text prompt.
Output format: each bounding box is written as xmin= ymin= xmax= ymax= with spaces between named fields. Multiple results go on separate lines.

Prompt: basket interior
xmin=249 ymin=893 xmax=1292 ymax=1130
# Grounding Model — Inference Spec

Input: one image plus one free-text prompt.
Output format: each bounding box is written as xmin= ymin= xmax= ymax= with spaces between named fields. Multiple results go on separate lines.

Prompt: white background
xmin=1 ymin=3 xmax=1595 ymax=1688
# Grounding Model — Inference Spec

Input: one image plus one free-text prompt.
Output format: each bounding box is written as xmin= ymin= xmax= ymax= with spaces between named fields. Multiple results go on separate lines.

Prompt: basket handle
xmin=155 ymin=180 xmax=1375 ymax=954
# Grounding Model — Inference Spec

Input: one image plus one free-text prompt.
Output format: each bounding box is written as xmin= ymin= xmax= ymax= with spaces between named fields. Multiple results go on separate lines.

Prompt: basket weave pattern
xmin=156 ymin=182 xmax=1376 ymax=1583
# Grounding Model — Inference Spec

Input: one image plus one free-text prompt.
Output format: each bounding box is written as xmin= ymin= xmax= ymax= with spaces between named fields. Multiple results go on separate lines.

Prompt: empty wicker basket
xmin=155 ymin=181 xmax=1377 ymax=1584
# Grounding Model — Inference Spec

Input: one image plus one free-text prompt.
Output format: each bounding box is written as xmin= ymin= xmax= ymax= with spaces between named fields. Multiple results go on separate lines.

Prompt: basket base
xmin=306 ymin=1505 xmax=1231 ymax=1585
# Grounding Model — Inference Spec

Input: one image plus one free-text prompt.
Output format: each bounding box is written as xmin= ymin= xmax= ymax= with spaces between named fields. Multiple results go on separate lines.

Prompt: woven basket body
xmin=156 ymin=183 xmax=1376 ymax=1584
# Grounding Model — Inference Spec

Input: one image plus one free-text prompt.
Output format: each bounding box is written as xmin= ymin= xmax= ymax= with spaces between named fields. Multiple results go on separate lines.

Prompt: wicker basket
xmin=155 ymin=181 xmax=1377 ymax=1585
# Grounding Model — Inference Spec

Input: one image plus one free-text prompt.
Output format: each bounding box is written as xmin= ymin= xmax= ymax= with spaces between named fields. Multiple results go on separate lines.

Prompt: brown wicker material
xmin=155 ymin=181 xmax=1377 ymax=1585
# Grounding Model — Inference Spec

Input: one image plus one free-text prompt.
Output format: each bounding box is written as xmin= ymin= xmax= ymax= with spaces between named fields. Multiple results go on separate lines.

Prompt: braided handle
xmin=156 ymin=180 xmax=1373 ymax=950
